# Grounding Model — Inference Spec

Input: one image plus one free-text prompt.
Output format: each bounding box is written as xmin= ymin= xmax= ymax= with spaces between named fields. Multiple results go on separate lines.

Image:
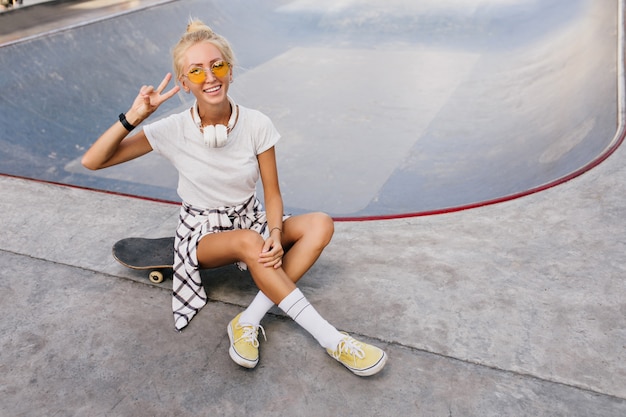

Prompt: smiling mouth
xmin=204 ymin=85 xmax=221 ymax=94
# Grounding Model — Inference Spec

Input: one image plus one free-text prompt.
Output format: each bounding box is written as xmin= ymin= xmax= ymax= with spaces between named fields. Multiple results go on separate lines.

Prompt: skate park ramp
xmin=0 ymin=0 xmax=622 ymax=219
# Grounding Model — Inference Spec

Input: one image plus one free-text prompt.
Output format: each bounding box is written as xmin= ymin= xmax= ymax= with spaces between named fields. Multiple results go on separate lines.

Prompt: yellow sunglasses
xmin=185 ymin=60 xmax=231 ymax=84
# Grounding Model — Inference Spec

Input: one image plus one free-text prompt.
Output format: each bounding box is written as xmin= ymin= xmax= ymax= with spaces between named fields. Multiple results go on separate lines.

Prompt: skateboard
xmin=112 ymin=237 xmax=175 ymax=283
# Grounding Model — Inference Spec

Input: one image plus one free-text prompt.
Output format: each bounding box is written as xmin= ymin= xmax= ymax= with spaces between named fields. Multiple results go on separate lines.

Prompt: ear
xmin=180 ymin=78 xmax=191 ymax=93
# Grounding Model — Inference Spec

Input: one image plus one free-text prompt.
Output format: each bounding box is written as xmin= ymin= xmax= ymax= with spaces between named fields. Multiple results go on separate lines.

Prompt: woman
xmin=82 ymin=19 xmax=387 ymax=377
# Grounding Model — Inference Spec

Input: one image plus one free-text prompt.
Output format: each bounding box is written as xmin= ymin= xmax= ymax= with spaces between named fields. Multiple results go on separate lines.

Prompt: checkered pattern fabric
xmin=172 ymin=195 xmax=270 ymax=331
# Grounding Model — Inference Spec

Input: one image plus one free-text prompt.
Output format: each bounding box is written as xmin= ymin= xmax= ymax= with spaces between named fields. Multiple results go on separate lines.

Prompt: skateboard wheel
xmin=149 ymin=271 xmax=164 ymax=284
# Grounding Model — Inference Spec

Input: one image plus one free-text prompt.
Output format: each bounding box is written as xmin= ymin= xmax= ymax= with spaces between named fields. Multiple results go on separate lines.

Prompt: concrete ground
xmin=1 ymin=124 xmax=626 ymax=416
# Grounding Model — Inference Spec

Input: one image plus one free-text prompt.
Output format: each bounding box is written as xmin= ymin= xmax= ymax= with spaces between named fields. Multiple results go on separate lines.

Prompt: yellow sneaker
xmin=227 ymin=313 xmax=266 ymax=369
xmin=327 ymin=333 xmax=388 ymax=376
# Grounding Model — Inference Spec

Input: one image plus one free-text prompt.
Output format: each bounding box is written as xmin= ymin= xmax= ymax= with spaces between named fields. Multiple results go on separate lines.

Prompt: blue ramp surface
xmin=0 ymin=0 xmax=621 ymax=218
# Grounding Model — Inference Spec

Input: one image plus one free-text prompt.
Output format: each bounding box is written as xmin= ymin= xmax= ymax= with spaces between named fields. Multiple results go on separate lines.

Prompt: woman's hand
xmin=126 ymin=73 xmax=180 ymax=125
xmin=258 ymin=233 xmax=284 ymax=269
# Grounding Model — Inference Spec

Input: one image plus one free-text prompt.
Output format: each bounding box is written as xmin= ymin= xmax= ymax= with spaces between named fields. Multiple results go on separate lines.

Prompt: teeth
xmin=204 ymin=85 xmax=221 ymax=93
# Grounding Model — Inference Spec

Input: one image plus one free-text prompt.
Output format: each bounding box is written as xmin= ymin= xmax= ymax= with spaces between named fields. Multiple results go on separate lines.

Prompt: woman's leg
xmin=196 ymin=228 xmax=296 ymax=301
xmin=196 ymin=226 xmax=387 ymax=376
xmin=280 ymin=212 xmax=335 ymax=283
xmin=238 ymin=212 xmax=334 ymax=325
xmin=197 ymin=228 xmax=339 ymax=366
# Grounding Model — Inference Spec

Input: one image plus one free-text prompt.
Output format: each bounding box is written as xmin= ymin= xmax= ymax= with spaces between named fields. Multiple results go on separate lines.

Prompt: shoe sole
xmin=341 ymin=350 xmax=388 ymax=377
xmin=227 ymin=322 xmax=259 ymax=369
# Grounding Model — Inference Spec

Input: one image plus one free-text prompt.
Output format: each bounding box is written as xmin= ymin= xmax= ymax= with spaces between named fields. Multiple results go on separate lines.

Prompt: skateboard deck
xmin=112 ymin=237 xmax=175 ymax=283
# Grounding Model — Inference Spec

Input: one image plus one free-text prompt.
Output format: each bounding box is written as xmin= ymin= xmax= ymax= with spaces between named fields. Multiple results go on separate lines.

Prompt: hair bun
xmin=186 ymin=19 xmax=213 ymax=34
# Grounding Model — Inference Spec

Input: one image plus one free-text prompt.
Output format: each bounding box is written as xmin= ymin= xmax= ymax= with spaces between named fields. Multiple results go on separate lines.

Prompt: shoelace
xmin=332 ymin=336 xmax=365 ymax=364
xmin=235 ymin=324 xmax=266 ymax=347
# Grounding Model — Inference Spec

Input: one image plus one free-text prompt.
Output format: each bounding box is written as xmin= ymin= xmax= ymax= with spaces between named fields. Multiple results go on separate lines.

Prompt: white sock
xmin=278 ymin=288 xmax=344 ymax=350
xmin=239 ymin=291 xmax=274 ymax=326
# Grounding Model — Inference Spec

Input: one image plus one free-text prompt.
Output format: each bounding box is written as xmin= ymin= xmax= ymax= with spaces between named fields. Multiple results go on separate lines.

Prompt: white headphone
xmin=192 ymin=99 xmax=239 ymax=148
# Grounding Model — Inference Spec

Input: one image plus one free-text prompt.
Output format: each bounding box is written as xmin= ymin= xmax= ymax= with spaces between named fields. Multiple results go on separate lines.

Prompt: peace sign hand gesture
xmin=126 ymin=73 xmax=180 ymax=125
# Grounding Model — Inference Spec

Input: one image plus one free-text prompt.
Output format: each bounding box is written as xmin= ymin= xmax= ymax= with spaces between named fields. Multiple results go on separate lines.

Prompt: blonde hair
xmin=172 ymin=19 xmax=236 ymax=80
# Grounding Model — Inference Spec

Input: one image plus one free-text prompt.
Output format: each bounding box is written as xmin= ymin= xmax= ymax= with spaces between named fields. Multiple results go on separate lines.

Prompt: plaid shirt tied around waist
xmin=173 ymin=195 xmax=270 ymax=331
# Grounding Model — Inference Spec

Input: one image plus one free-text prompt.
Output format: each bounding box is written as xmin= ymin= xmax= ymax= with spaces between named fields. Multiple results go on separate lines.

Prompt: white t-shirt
xmin=143 ymin=104 xmax=280 ymax=208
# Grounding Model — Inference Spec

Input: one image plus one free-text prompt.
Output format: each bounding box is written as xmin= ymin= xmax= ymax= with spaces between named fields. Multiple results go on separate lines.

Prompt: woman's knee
xmin=283 ymin=212 xmax=334 ymax=249
xmin=309 ymin=212 xmax=334 ymax=245
xmin=235 ymin=229 xmax=266 ymax=260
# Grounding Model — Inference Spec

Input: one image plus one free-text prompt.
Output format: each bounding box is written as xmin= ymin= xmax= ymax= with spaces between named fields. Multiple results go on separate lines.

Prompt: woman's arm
xmin=258 ymin=146 xmax=285 ymax=268
xmin=82 ymin=127 xmax=152 ymax=170
xmin=82 ymin=73 xmax=179 ymax=170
